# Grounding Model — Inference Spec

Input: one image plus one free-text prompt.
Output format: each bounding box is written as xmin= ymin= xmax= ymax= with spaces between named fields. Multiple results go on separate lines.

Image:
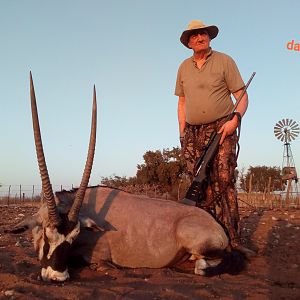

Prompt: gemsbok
xmin=11 ymin=74 xmax=243 ymax=282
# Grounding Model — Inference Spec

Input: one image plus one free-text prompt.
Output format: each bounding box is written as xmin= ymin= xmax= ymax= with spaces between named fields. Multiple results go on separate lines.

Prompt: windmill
xmin=274 ymin=118 xmax=299 ymax=203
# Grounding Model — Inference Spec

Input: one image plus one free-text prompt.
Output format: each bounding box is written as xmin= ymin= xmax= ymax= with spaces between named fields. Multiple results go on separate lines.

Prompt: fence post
xmin=19 ymin=185 xmax=22 ymax=202
xmin=286 ymin=179 xmax=292 ymax=209
xmin=7 ymin=185 xmax=11 ymax=206
xmin=248 ymin=174 xmax=253 ymax=207
xmin=32 ymin=185 xmax=35 ymax=202
xmin=267 ymin=176 xmax=272 ymax=208
xmin=248 ymin=174 xmax=253 ymax=193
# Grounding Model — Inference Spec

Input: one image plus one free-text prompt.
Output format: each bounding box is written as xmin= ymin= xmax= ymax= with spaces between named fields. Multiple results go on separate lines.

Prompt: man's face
xmin=188 ymin=30 xmax=210 ymax=52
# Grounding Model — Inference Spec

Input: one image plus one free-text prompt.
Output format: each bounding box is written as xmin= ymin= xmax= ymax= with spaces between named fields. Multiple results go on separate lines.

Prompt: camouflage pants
xmin=182 ymin=117 xmax=240 ymax=244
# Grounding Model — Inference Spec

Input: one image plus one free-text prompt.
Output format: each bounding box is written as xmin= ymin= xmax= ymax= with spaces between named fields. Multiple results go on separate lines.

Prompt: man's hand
xmin=218 ymin=117 xmax=239 ymax=144
xmin=217 ymin=86 xmax=248 ymax=145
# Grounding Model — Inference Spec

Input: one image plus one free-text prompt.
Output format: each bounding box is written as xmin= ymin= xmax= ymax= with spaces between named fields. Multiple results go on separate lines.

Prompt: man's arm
xmin=218 ymin=88 xmax=248 ymax=144
xmin=178 ymin=96 xmax=186 ymax=140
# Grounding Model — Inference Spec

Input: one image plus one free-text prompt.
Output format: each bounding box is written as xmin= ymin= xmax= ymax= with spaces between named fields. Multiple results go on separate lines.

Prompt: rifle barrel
xmin=232 ymin=72 xmax=256 ymax=113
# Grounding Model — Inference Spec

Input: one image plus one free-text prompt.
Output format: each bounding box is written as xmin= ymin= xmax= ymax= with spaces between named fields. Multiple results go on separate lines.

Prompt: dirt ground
xmin=0 ymin=204 xmax=300 ymax=300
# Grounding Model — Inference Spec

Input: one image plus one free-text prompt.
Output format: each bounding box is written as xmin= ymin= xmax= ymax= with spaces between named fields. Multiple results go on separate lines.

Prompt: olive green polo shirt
xmin=175 ymin=49 xmax=245 ymax=124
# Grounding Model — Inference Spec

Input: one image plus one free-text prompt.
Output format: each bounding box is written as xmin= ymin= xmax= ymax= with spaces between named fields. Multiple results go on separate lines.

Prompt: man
xmin=175 ymin=20 xmax=248 ymax=250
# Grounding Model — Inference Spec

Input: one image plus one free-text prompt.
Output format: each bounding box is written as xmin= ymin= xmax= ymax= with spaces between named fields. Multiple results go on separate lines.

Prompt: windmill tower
xmin=274 ymin=119 xmax=299 ymax=204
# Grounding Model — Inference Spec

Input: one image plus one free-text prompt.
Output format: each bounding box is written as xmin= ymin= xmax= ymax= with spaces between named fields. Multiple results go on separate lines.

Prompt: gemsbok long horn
xmin=30 ymin=72 xmax=60 ymax=228
xmin=68 ymin=85 xmax=97 ymax=224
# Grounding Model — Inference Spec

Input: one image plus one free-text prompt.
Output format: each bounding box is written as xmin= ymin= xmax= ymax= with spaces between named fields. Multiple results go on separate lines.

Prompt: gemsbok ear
xmin=79 ymin=216 xmax=105 ymax=232
xmin=8 ymin=217 xmax=39 ymax=233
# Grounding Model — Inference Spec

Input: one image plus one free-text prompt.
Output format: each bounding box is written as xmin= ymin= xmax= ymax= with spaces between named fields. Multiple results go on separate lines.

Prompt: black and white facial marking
xmin=36 ymin=215 xmax=81 ymax=282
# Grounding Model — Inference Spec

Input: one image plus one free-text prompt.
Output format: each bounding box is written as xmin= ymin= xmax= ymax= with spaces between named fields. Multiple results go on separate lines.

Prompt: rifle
xmin=183 ymin=72 xmax=256 ymax=207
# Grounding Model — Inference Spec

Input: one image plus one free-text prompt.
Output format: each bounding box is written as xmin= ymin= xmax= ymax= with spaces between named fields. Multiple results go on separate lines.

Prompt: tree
xmin=239 ymin=165 xmax=284 ymax=193
xmin=101 ymin=175 xmax=133 ymax=189
xmin=135 ymin=147 xmax=185 ymax=189
xmin=136 ymin=150 xmax=164 ymax=184
xmin=100 ymin=147 xmax=186 ymax=198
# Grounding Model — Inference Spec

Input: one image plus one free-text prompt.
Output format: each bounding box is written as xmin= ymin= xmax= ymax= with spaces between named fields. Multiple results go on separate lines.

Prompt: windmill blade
xmin=287 ymin=119 xmax=293 ymax=126
xmin=274 ymin=126 xmax=282 ymax=132
xmin=280 ymin=135 xmax=285 ymax=142
xmin=274 ymin=132 xmax=283 ymax=139
xmin=278 ymin=120 xmax=284 ymax=127
xmin=291 ymin=122 xmax=299 ymax=129
xmin=289 ymin=133 xmax=297 ymax=140
xmin=290 ymin=120 xmax=297 ymax=127
xmin=274 ymin=130 xmax=282 ymax=137
xmin=282 ymin=119 xmax=286 ymax=126
xmin=274 ymin=129 xmax=282 ymax=134
xmin=286 ymin=118 xmax=289 ymax=126
xmin=274 ymin=131 xmax=282 ymax=137
xmin=274 ymin=130 xmax=282 ymax=136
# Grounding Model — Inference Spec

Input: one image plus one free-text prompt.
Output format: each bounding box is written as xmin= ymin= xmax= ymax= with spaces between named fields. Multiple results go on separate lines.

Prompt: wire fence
xmin=238 ymin=192 xmax=300 ymax=209
xmin=1 ymin=184 xmax=300 ymax=209
xmin=0 ymin=184 xmax=75 ymax=205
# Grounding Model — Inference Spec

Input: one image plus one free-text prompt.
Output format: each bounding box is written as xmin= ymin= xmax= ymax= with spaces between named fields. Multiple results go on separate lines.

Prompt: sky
xmin=0 ymin=0 xmax=299 ymax=195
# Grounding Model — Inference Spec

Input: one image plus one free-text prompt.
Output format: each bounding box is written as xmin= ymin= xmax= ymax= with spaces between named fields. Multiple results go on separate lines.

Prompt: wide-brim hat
xmin=180 ymin=20 xmax=219 ymax=48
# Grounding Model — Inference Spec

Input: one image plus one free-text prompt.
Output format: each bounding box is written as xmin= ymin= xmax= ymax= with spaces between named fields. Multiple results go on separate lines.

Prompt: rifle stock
xmin=183 ymin=72 xmax=256 ymax=207
xmin=185 ymin=132 xmax=221 ymax=204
